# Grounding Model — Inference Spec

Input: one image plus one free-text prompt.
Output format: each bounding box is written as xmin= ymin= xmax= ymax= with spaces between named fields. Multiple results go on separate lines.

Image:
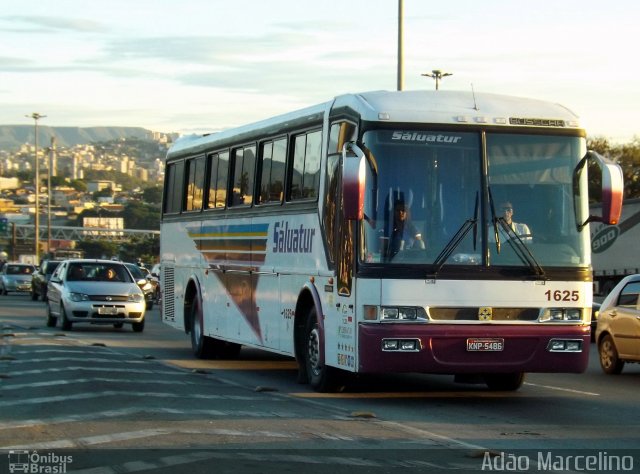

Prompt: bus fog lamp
xmin=547 ymin=339 xmax=583 ymax=352
xmin=400 ymin=340 xmax=417 ymax=351
xmin=383 ymin=339 xmax=399 ymax=350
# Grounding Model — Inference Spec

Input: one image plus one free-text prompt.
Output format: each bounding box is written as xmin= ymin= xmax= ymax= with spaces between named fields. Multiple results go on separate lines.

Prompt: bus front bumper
xmin=357 ymin=323 xmax=590 ymax=374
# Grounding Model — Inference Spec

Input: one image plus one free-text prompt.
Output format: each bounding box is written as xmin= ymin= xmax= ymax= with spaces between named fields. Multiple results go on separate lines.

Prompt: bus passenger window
xmin=290 ymin=130 xmax=321 ymax=201
xmin=185 ymin=156 xmax=205 ymax=211
xmin=259 ymin=138 xmax=286 ymax=204
xmin=163 ymin=161 xmax=184 ymax=214
xmin=231 ymin=145 xmax=256 ymax=206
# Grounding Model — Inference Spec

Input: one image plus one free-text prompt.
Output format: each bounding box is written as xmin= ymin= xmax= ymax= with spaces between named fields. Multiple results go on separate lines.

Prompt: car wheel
xmin=146 ymin=300 xmax=153 ymax=310
xmin=132 ymin=319 xmax=145 ymax=333
xmin=598 ymin=334 xmax=624 ymax=374
xmin=484 ymin=373 xmax=525 ymax=391
xmin=304 ymin=307 xmax=340 ymax=392
xmin=46 ymin=304 xmax=57 ymax=328
xmin=60 ymin=305 xmax=72 ymax=331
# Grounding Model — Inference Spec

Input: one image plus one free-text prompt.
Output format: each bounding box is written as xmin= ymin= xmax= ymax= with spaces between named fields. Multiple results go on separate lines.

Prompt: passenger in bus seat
xmin=388 ymin=201 xmax=425 ymax=257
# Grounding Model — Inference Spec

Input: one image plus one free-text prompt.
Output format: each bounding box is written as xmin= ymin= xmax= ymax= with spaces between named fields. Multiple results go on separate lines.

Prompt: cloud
xmin=0 ymin=15 xmax=108 ymax=33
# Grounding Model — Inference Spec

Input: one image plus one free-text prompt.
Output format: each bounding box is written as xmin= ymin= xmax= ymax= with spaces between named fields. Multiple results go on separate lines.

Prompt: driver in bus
xmin=388 ymin=200 xmax=425 ymax=258
xmin=497 ymin=201 xmax=532 ymax=243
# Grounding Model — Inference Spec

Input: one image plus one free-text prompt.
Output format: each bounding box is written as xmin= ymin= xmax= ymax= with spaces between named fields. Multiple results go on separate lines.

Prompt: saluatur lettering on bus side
xmin=391 ymin=131 xmax=463 ymax=143
xmin=273 ymin=221 xmax=316 ymax=253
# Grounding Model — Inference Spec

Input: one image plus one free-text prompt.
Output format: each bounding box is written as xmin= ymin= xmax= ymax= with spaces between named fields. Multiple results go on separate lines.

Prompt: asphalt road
xmin=1 ymin=294 xmax=639 ymax=473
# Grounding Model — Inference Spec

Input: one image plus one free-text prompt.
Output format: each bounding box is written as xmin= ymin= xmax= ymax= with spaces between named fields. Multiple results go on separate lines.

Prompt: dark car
xmin=31 ymin=260 xmax=62 ymax=301
xmin=124 ymin=262 xmax=155 ymax=310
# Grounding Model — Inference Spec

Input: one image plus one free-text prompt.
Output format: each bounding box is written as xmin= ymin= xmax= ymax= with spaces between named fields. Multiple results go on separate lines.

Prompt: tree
xmin=122 ymin=200 xmax=160 ymax=230
xmin=142 ymin=186 xmax=163 ymax=205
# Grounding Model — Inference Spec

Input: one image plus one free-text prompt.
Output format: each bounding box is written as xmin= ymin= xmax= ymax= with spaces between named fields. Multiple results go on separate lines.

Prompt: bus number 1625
xmin=544 ymin=290 xmax=579 ymax=302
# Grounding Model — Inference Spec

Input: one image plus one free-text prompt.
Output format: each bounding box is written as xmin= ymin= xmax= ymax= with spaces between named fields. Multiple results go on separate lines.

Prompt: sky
xmin=1 ymin=0 xmax=639 ymax=142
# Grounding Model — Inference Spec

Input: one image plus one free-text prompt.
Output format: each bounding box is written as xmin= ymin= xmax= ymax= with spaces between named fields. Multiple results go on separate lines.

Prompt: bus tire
xmin=484 ymin=372 xmax=525 ymax=391
xmin=304 ymin=307 xmax=339 ymax=392
xmin=190 ymin=297 xmax=216 ymax=359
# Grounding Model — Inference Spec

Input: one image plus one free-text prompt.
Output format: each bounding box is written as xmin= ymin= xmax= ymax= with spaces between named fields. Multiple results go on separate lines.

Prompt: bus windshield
xmin=360 ymin=129 xmax=588 ymax=268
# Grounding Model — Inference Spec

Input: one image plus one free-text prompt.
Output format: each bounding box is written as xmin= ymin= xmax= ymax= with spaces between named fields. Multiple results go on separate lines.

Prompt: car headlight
xmin=539 ymin=308 xmax=583 ymax=322
xmin=128 ymin=292 xmax=144 ymax=302
xmin=141 ymin=282 xmax=152 ymax=291
xmin=69 ymin=292 xmax=89 ymax=302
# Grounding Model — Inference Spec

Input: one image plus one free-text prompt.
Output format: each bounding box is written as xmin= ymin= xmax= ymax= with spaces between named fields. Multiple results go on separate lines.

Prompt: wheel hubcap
xmin=600 ymin=340 xmax=614 ymax=368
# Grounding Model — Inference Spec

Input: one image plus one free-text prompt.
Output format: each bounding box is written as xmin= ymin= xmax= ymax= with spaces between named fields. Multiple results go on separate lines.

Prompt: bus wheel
xmin=304 ymin=307 xmax=339 ymax=392
xmin=190 ymin=298 xmax=216 ymax=359
xmin=484 ymin=372 xmax=525 ymax=391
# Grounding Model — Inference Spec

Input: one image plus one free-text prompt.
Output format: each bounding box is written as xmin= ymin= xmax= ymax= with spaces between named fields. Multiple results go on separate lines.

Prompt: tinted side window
xmin=164 ymin=161 xmax=185 ymax=214
xmin=231 ymin=145 xmax=256 ymax=207
xmin=258 ymin=138 xmax=286 ymax=204
xmin=184 ymin=156 xmax=205 ymax=211
xmin=206 ymin=152 xmax=229 ymax=209
xmin=290 ymin=130 xmax=321 ymax=201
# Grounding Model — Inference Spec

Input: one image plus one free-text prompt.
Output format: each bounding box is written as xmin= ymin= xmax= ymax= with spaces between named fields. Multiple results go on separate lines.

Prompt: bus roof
xmin=167 ymin=90 xmax=582 ymax=159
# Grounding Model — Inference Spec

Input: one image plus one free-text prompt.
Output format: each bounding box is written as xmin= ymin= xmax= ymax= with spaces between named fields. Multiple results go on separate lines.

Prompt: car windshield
xmin=66 ymin=263 xmax=133 ymax=282
xmin=6 ymin=265 xmax=34 ymax=275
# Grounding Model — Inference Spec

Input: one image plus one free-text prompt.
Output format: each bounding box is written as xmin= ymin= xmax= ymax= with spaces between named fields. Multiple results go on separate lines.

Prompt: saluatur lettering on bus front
xmin=273 ymin=221 xmax=316 ymax=253
xmin=391 ymin=131 xmax=463 ymax=143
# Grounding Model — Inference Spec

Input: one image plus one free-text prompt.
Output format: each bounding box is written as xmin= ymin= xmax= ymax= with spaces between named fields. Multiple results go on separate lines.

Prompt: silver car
xmin=46 ymin=259 xmax=146 ymax=332
xmin=0 ymin=263 xmax=36 ymax=295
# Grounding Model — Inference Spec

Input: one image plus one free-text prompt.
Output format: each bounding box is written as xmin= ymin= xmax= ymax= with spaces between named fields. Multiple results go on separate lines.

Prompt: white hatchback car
xmin=46 ymin=259 xmax=146 ymax=332
xmin=595 ymin=274 xmax=640 ymax=374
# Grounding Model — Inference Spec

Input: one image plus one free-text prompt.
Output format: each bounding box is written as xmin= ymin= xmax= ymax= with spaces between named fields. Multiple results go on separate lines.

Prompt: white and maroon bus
xmin=160 ymin=90 xmax=623 ymax=391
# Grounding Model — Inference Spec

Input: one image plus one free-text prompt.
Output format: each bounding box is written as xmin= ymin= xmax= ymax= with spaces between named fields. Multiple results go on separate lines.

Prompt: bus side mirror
xmin=341 ymin=142 xmax=366 ymax=221
xmin=575 ymin=150 xmax=624 ymax=230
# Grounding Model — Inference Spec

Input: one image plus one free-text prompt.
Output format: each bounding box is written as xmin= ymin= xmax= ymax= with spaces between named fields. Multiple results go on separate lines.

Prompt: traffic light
xmin=0 ymin=218 xmax=7 ymax=235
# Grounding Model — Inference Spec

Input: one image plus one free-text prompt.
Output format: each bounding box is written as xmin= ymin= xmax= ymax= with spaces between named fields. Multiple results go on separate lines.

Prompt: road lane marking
xmin=164 ymin=359 xmax=298 ymax=370
xmin=523 ymin=382 xmax=600 ymax=396
xmin=0 ymin=390 xmax=281 ymax=407
xmin=0 ymin=407 xmax=301 ymax=431
xmin=1 ymin=377 xmax=210 ymax=390
xmin=291 ymin=391 xmax=523 ymax=399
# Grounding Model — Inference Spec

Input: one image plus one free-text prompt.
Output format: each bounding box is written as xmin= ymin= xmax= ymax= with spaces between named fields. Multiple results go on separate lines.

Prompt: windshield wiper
xmin=430 ymin=193 xmax=479 ymax=277
xmin=495 ymin=216 xmax=547 ymax=280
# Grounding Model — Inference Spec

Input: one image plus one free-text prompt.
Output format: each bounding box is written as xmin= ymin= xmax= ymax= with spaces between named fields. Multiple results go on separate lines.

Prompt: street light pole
xmin=26 ymin=112 xmax=46 ymax=263
xmin=48 ymin=136 xmax=55 ymax=256
xmin=421 ymin=69 xmax=453 ymax=90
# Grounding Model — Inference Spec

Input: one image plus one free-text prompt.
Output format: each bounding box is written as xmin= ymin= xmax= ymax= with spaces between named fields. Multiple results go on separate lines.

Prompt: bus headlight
xmin=363 ymin=306 xmax=427 ymax=322
xmin=539 ymin=308 xmax=583 ymax=322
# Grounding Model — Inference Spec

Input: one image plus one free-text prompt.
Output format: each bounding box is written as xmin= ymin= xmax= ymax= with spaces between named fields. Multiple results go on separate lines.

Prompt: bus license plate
xmin=98 ymin=307 xmax=117 ymax=315
xmin=467 ymin=338 xmax=504 ymax=351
